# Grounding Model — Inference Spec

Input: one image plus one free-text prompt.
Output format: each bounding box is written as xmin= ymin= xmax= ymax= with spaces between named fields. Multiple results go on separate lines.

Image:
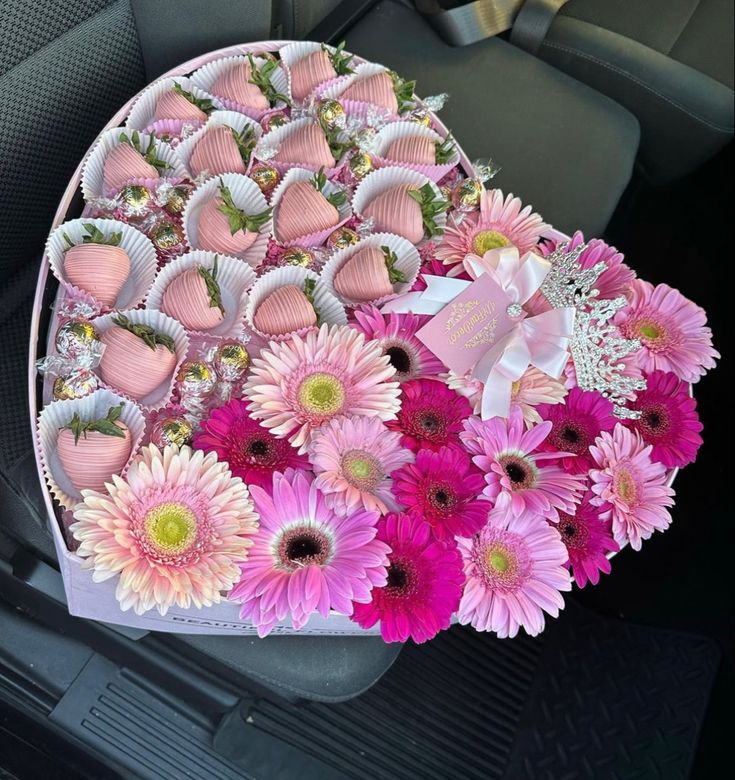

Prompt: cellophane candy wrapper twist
xmin=34 ymin=41 xmax=719 ymax=642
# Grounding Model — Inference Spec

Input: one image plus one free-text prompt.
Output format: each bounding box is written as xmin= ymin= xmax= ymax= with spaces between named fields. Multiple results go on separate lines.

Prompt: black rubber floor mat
xmin=239 ymin=601 xmax=719 ymax=780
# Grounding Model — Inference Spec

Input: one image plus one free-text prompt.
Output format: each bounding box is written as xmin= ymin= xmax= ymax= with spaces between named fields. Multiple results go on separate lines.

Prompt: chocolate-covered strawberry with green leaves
xmin=333 ymin=245 xmax=406 ymax=303
xmin=161 ymin=255 xmax=225 ymax=331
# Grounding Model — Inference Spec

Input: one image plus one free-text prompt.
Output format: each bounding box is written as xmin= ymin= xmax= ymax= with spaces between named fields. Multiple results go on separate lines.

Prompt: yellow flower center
xmin=615 ymin=468 xmax=638 ymax=505
xmin=510 ymin=379 xmax=522 ymax=397
xmin=473 ymin=229 xmax=511 ymax=254
xmin=638 ymin=322 xmax=662 ymax=340
xmin=298 ymin=372 xmax=345 ymax=417
xmin=341 ymin=450 xmax=380 ymax=489
xmin=487 ymin=549 xmax=509 ymax=573
xmin=144 ymin=501 xmax=197 ymax=554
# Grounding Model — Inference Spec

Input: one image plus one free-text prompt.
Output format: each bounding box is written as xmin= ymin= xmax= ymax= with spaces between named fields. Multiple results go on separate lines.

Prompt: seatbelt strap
xmin=510 ymin=0 xmax=569 ymax=54
xmin=413 ymin=0 xmax=524 ymax=46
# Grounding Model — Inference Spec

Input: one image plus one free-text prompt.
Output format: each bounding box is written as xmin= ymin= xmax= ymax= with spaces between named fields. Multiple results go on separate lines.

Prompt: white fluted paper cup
xmin=47 ymin=218 xmax=158 ymax=311
xmin=81 ymin=127 xmax=189 ymax=202
xmin=320 ymin=232 xmax=420 ymax=308
xmin=182 ymin=172 xmax=272 ymax=267
xmin=352 ymin=167 xmax=447 ymax=243
xmin=372 ymin=122 xmax=460 ymax=182
xmin=245 ymin=265 xmax=346 ymax=341
xmin=37 ymin=389 xmax=145 ymax=510
xmin=270 ymin=166 xmax=351 ymax=247
xmin=125 ymin=76 xmax=221 ymax=134
xmin=255 ymin=117 xmax=345 ymax=177
xmin=145 ymin=250 xmax=255 ymax=338
xmin=190 ymin=55 xmax=290 ymax=119
xmin=92 ymin=308 xmax=189 ymax=411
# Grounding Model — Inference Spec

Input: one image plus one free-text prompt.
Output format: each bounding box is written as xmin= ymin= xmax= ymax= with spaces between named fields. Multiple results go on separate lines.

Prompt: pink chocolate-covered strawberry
xmin=103 ymin=142 xmax=159 ymax=193
xmin=362 ymin=185 xmax=424 ymax=244
xmin=189 ymin=125 xmax=253 ymax=177
xmin=154 ymin=89 xmax=208 ymax=122
xmin=212 ymin=60 xmax=269 ymax=111
xmin=275 ymin=180 xmax=339 ymax=243
xmin=196 ymin=182 xmax=271 ymax=256
xmin=289 ymin=50 xmax=336 ymax=102
xmin=98 ymin=315 xmax=177 ymax=401
xmin=341 ymin=72 xmax=398 ymax=114
xmin=385 ymin=135 xmax=436 ymax=165
xmin=161 ymin=261 xmax=225 ymax=331
xmin=64 ymin=231 xmax=130 ymax=307
xmin=333 ymin=245 xmax=404 ymax=302
xmin=253 ymin=283 xmax=318 ymax=335
xmin=57 ymin=403 xmax=133 ymax=492
xmin=273 ymin=122 xmax=335 ymax=169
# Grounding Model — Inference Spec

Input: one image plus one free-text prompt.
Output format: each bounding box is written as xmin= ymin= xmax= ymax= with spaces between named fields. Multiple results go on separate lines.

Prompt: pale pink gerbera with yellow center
xmin=435 ymin=188 xmax=548 ymax=266
xmin=70 ymin=445 xmax=258 ymax=616
xmin=589 ymin=424 xmax=675 ymax=551
xmin=447 ymin=366 xmax=567 ymax=426
xmin=244 ymin=324 xmax=401 ymax=452
xmin=309 ymin=415 xmax=413 ymax=515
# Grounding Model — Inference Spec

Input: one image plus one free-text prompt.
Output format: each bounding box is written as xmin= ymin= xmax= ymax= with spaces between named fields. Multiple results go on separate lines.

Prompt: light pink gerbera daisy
xmin=461 ymin=407 xmax=585 ymax=520
xmin=391 ymin=446 xmax=488 ymax=539
xmin=193 ymin=399 xmax=310 ymax=490
xmin=351 ymin=513 xmax=465 ymax=643
xmin=435 ymin=188 xmax=547 ymax=266
xmin=386 ymin=378 xmax=473 ymax=453
xmin=445 ymin=366 xmax=567 ymax=426
xmin=614 ymin=279 xmax=718 ymax=383
xmin=589 ymin=424 xmax=675 ymax=551
xmin=624 ymin=370 xmax=703 ymax=468
xmin=309 ymin=414 xmax=413 ymax=515
xmin=350 ymin=305 xmax=445 ymax=382
xmin=554 ymin=492 xmax=619 ymax=588
xmin=243 ymin=324 xmax=401 ymax=452
xmin=70 ymin=445 xmax=258 ymax=616
xmin=457 ymin=507 xmax=571 ymax=637
xmin=540 ymin=231 xmax=636 ymax=300
xmin=230 ymin=469 xmax=390 ymax=637
xmin=536 ymin=387 xmax=617 ymax=474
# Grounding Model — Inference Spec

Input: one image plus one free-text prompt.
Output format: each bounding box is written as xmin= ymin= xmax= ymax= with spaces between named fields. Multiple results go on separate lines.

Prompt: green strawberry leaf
xmin=435 ymin=132 xmax=456 ymax=165
xmin=389 ymin=70 xmax=417 ymax=114
xmin=407 ymin=182 xmax=449 ymax=239
xmin=246 ymin=53 xmax=292 ymax=106
xmin=112 ymin=313 xmax=175 ymax=353
xmin=198 ymin=255 xmax=224 ymax=313
xmin=229 ymin=124 xmax=257 ymax=166
xmin=302 ymin=277 xmax=322 ymax=325
xmin=217 ymin=180 xmax=272 ymax=235
xmin=382 ymin=245 xmax=406 ymax=284
xmin=81 ymin=223 xmax=122 ymax=246
xmin=324 ymin=41 xmax=354 ymax=76
xmin=63 ymin=403 xmax=126 ymax=444
xmin=172 ymin=81 xmax=216 ymax=113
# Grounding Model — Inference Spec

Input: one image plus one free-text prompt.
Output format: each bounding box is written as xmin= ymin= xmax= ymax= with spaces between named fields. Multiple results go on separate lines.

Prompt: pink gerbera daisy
xmin=351 ymin=513 xmax=465 ymax=643
xmin=230 ymin=470 xmax=390 ymax=636
xmin=193 ymin=399 xmax=310 ymax=489
xmin=411 ymin=258 xmax=472 ymax=291
xmin=540 ymin=231 xmax=636 ymax=300
xmin=71 ymin=445 xmax=258 ymax=616
xmin=554 ymin=493 xmax=619 ymax=588
xmin=243 ymin=324 xmax=401 ymax=452
xmin=445 ymin=366 xmax=567 ymax=425
xmin=589 ymin=424 xmax=675 ymax=551
xmin=536 ymin=387 xmax=617 ymax=474
xmin=624 ymin=370 xmax=703 ymax=468
xmin=391 ymin=446 xmax=488 ymax=539
xmin=350 ymin=305 xmax=445 ymax=382
xmin=308 ymin=414 xmax=413 ymax=515
xmin=614 ymin=279 xmax=718 ymax=382
xmin=461 ymin=407 xmax=585 ymax=520
xmin=457 ymin=507 xmax=571 ymax=637
xmin=387 ymin=378 xmax=473 ymax=453
xmin=435 ymin=188 xmax=547 ymax=266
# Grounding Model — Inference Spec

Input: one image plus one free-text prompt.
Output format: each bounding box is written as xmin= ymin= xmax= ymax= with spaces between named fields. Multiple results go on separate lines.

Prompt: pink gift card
xmin=416 ymin=274 xmax=519 ymax=375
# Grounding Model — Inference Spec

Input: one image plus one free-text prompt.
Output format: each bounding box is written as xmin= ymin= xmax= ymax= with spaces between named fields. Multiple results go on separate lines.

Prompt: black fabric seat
xmin=536 ymin=0 xmax=735 ymax=183
xmin=346 ymin=0 xmax=640 ymax=238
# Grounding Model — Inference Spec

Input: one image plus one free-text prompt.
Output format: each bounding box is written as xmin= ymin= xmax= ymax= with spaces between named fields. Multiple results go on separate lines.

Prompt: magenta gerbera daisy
xmin=624 ymin=370 xmax=703 ymax=468
xmin=391 ymin=446 xmax=488 ymax=539
xmin=71 ymin=445 xmax=258 ymax=616
xmin=243 ymin=324 xmax=401 ymax=452
xmin=555 ymin=493 xmax=619 ymax=588
xmin=435 ymin=188 xmax=547 ymax=266
xmin=351 ymin=513 xmax=465 ymax=643
xmin=614 ymin=279 xmax=718 ymax=383
xmin=193 ymin=399 xmax=310 ymax=489
xmin=536 ymin=387 xmax=617 ymax=474
xmin=350 ymin=305 xmax=445 ymax=382
xmin=411 ymin=258 xmax=472 ymax=291
xmin=386 ymin=378 xmax=473 ymax=453
xmin=540 ymin=231 xmax=636 ymax=300
xmin=589 ymin=424 xmax=675 ymax=551
xmin=309 ymin=414 xmax=413 ymax=515
xmin=461 ymin=407 xmax=585 ymax=520
xmin=457 ymin=507 xmax=571 ymax=637
xmin=230 ymin=469 xmax=390 ymax=637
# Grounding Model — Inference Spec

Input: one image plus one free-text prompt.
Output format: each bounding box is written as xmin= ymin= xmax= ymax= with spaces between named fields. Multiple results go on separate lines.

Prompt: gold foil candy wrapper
xmin=281 ymin=247 xmax=314 ymax=268
xmin=52 ymin=369 xmax=99 ymax=400
xmin=175 ymin=360 xmax=217 ymax=397
xmin=213 ymin=340 xmax=250 ymax=382
xmin=118 ymin=184 xmax=152 ymax=216
xmin=452 ymin=178 xmax=483 ymax=212
xmin=261 ymin=111 xmax=289 ymax=133
xmin=151 ymin=415 xmax=193 ymax=447
xmin=250 ymin=162 xmax=280 ymax=194
xmin=316 ymin=98 xmax=346 ymax=131
xmin=326 ymin=226 xmax=359 ymax=251
xmin=55 ymin=320 xmax=100 ymax=359
xmin=409 ymin=109 xmax=432 ymax=127
xmin=151 ymin=220 xmax=186 ymax=251
xmin=349 ymin=151 xmax=373 ymax=179
xmin=164 ymin=185 xmax=190 ymax=215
